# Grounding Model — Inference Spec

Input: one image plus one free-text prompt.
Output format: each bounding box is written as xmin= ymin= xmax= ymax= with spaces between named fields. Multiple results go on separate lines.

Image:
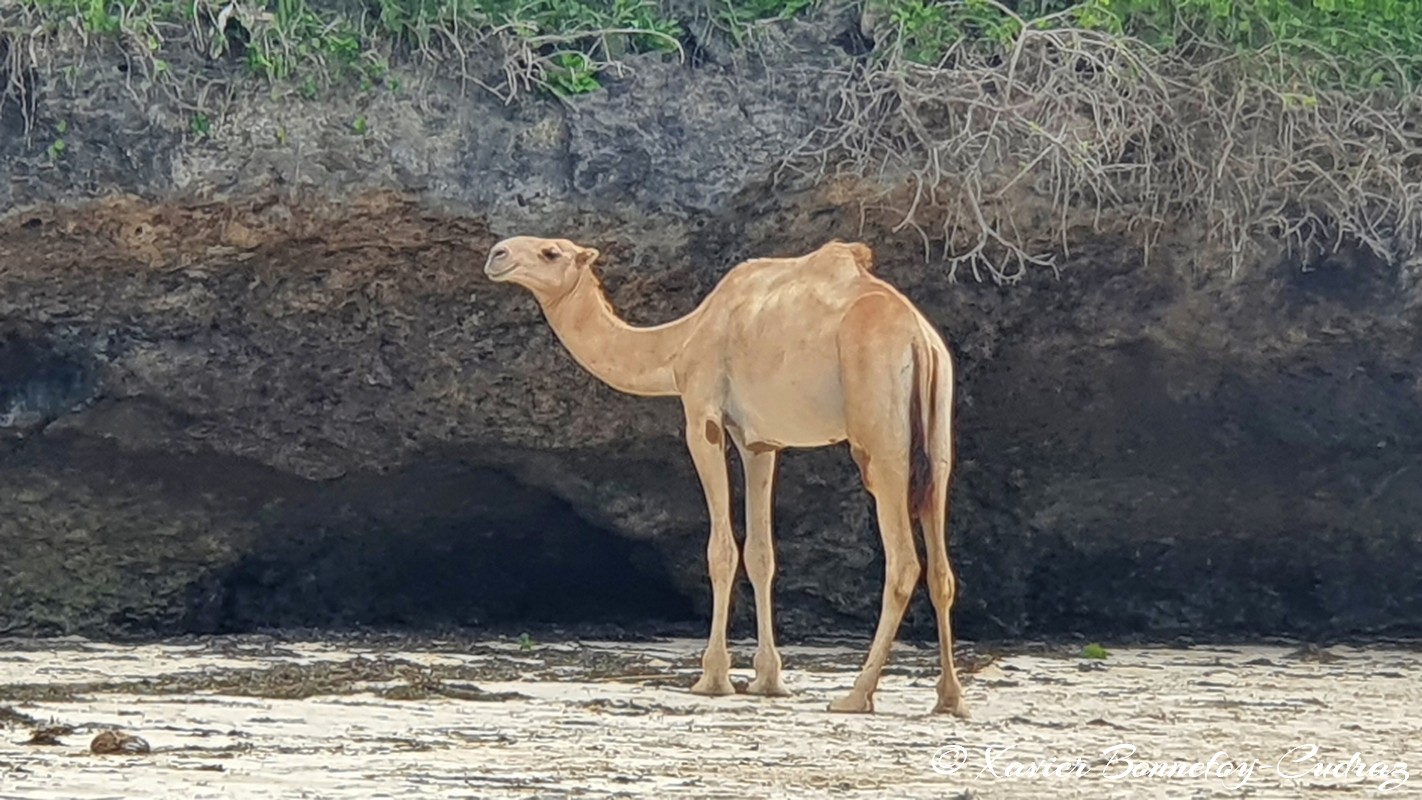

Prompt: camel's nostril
xmin=492 ymin=246 xmax=509 ymax=259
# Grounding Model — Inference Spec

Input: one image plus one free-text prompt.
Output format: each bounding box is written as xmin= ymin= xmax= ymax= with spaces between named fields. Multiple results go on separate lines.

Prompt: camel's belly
xmin=711 ymin=271 xmax=867 ymax=449
xmin=722 ymin=352 xmax=847 ymax=449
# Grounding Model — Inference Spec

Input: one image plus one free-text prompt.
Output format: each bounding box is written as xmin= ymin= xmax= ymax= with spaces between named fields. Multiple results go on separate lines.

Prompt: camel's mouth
xmin=484 ymin=263 xmax=516 ymax=280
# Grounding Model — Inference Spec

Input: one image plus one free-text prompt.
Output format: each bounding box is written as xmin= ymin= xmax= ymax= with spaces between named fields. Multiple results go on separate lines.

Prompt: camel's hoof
xmin=827 ymin=693 xmax=874 ymax=713
xmin=745 ymin=677 xmax=791 ymax=697
xmin=689 ymin=674 xmax=737 ymax=697
xmin=932 ymin=697 xmax=971 ymax=719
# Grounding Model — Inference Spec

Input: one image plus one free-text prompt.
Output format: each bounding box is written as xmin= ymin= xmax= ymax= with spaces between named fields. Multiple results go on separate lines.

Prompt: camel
xmin=483 ymin=235 xmax=968 ymax=716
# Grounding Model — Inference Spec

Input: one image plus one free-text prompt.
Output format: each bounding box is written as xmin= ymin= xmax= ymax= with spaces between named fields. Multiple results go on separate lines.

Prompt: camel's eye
xmin=540 ymin=246 xmax=561 ymax=261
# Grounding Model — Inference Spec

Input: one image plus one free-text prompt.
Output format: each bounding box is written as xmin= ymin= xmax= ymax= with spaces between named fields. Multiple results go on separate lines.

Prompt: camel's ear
xmin=575 ymin=247 xmax=600 ymax=268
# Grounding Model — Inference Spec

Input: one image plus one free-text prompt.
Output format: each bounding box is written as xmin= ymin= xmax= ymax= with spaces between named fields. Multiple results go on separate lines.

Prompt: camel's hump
xmin=816 ymin=240 xmax=875 ymax=273
xmin=726 ymin=240 xmax=876 ymax=286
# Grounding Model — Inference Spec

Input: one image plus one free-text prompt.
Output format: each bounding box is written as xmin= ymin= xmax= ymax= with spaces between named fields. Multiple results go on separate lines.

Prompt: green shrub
xmin=13 ymin=0 xmax=686 ymax=98
xmin=718 ymin=0 xmax=816 ymax=44
xmin=875 ymin=0 xmax=1422 ymax=88
xmin=22 ymin=1 xmax=1421 ymax=93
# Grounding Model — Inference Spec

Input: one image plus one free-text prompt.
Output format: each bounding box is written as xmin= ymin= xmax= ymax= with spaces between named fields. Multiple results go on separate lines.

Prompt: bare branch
xmin=784 ymin=12 xmax=1422 ymax=280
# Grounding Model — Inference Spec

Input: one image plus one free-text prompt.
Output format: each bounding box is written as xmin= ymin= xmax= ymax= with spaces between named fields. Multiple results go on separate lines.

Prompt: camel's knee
xmin=884 ymin=555 xmax=920 ymax=605
xmin=743 ymin=534 xmax=775 ymax=585
xmin=928 ymin=576 xmax=956 ymax=611
xmin=707 ymin=528 xmax=738 ymax=583
xmin=927 ymin=558 xmax=956 ymax=607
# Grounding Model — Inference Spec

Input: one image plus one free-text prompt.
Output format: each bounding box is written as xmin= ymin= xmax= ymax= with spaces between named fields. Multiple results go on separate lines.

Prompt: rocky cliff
xmin=2 ymin=10 xmax=1420 ymax=642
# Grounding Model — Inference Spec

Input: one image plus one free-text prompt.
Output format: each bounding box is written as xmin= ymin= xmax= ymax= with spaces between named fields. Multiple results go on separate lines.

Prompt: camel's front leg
xmin=737 ymin=444 xmax=789 ymax=697
xmin=685 ymin=413 xmax=738 ymax=697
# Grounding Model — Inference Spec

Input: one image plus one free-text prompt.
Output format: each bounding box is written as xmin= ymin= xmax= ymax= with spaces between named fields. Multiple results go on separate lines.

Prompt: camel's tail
xmin=908 ymin=333 xmax=953 ymax=534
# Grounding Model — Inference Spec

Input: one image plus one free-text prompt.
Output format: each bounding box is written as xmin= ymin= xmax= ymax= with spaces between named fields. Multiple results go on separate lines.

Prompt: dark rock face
xmin=2 ymin=32 xmax=1420 ymax=642
xmin=0 ymin=328 xmax=99 ymax=432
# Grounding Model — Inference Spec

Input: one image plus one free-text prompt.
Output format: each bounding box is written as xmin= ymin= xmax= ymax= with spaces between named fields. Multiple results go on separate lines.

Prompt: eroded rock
xmin=1 ymin=25 xmax=1420 ymax=643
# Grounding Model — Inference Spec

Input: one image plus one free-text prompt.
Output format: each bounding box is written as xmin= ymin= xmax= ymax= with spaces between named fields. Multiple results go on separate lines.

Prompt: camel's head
xmin=484 ymin=236 xmax=600 ymax=298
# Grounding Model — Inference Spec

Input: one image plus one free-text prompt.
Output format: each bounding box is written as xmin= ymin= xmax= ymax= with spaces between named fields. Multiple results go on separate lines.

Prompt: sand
xmin=1 ymin=635 xmax=1417 ymax=798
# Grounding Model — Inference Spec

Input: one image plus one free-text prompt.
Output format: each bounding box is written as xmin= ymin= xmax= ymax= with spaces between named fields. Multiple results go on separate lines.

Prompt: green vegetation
xmin=9 ymin=0 xmax=686 ymax=98
xmin=1080 ymin=642 xmax=1109 ymax=660
xmin=10 ymin=0 xmax=1419 ymax=97
xmin=876 ymin=0 xmax=1422 ymax=88
xmin=546 ymin=51 xmax=602 ymax=95
xmin=4 ymin=0 xmax=1417 ymax=281
xmin=717 ymin=0 xmax=816 ymax=45
xmin=44 ymin=118 xmax=68 ymax=161
xmin=795 ymin=0 xmax=1422 ymax=282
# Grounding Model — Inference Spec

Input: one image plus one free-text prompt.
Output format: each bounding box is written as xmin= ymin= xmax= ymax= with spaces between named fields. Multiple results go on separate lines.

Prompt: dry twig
xmin=785 ymin=2 xmax=1422 ymax=282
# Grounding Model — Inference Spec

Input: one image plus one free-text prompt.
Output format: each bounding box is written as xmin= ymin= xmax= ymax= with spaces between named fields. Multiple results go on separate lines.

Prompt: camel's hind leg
xmin=828 ymin=294 xmax=921 ymax=714
xmin=921 ymin=479 xmax=969 ymax=717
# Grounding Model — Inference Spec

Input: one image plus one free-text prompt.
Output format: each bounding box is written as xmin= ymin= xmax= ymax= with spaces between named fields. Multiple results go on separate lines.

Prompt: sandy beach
xmin=1 ymin=635 xmax=1417 ymax=798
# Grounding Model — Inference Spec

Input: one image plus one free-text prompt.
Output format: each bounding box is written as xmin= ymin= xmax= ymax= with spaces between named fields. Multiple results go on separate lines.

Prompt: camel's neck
xmin=534 ymin=269 xmax=695 ymax=397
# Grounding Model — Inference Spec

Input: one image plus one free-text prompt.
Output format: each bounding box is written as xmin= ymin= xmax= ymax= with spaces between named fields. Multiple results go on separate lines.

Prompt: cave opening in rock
xmin=0 ymin=441 xmax=676 ymax=637
xmin=195 ymin=458 xmax=700 ymax=635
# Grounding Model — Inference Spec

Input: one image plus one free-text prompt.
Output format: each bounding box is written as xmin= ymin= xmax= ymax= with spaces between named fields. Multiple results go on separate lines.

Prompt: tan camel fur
xmin=484 ymin=235 xmax=968 ymax=716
